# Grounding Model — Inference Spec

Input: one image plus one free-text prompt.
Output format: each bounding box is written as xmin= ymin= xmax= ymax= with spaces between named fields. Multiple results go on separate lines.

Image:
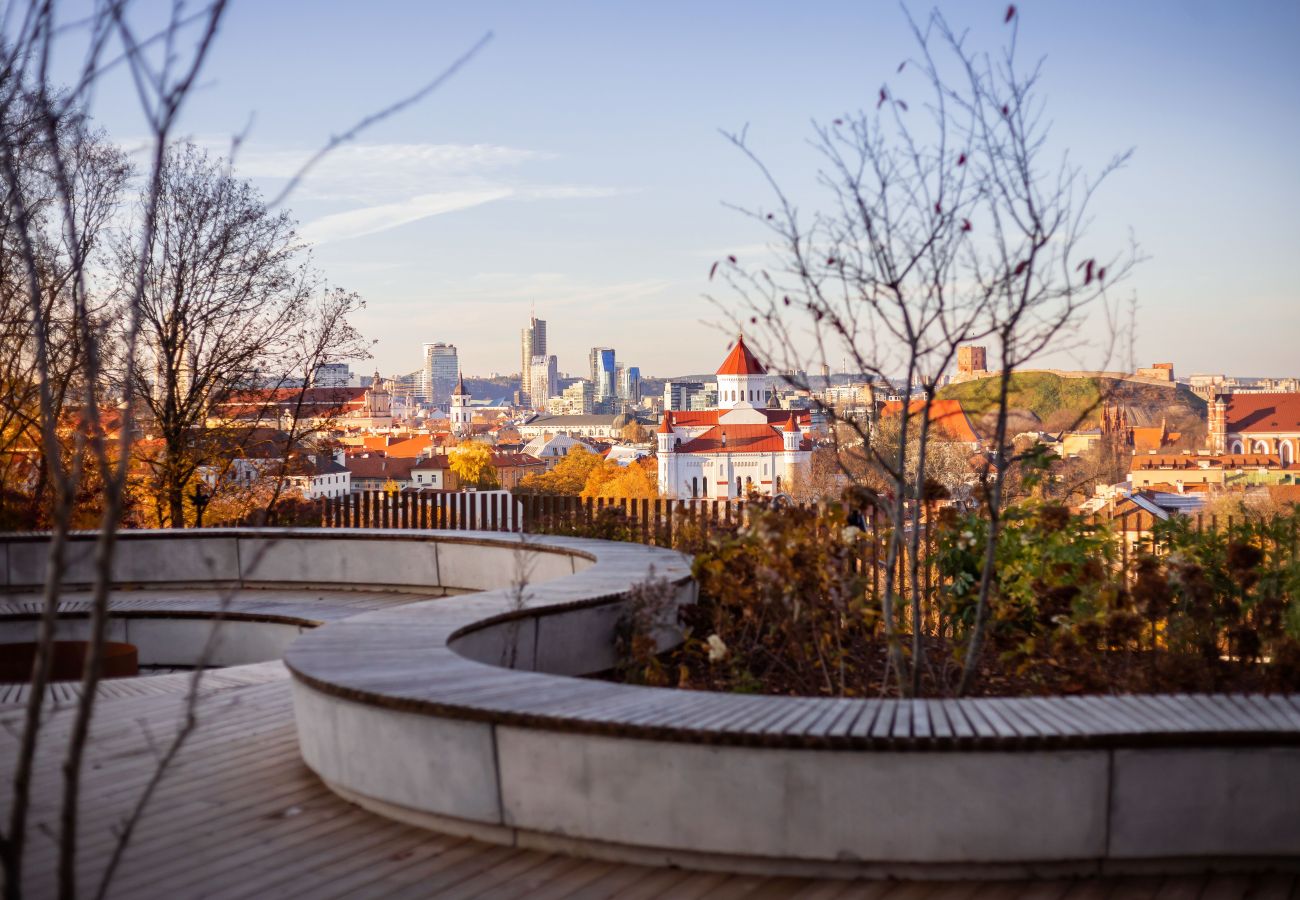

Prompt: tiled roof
xmin=881 ymin=399 xmax=979 ymax=444
xmin=667 ymin=409 xmax=811 ymax=428
xmin=384 ymin=435 xmax=435 ymax=458
xmin=715 ymin=335 xmax=767 ymax=376
xmin=1131 ymin=453 xmax=1289 ymax=470
xmin=676 ymin=424 xmax=810 ymax=454
xmin=491 ymin=453 xmax=545 ymax=468
xmin=345 ymin=457 xmax=417 ymax=481
xmin=1226 ymin=393 xmax=1300 ymax=434
xmin=1130 ymin=426 xmax=1181 ymax=453
xmin=411 ymin=456 xmax=452 ymax=470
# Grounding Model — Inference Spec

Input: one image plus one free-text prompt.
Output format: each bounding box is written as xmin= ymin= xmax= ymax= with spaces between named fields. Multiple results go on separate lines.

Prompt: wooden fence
xmin=248 ymin=491 xmax=1297 ymax=613
xmin=310 ymin=491 xmax=765 ymax=545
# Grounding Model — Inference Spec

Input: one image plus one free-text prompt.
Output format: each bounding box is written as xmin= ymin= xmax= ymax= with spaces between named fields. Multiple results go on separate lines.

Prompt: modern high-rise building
xmin=552 ymin=379 xmax=595 ymax=415
xmin=422 ymin=342 xmax=459 ymax=404
xmin=529 ymin=354 xmax=558 ymax=410
xmin=663 ymin=380 xmax=710 ymax=411
xmin=619 ymin=365 xmax=641 ymax=404
xmin=313 ymin=362 xmax=352 ymax=388
xmin=589 ymin=347 xmax=616 ymax=402
xmin=520 ymin=316 xmax=547 ymax=404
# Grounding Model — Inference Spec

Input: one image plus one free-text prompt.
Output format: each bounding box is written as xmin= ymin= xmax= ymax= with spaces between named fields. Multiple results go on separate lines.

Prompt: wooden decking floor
xmin=1 ymin=667 xmax=1295 ymax=899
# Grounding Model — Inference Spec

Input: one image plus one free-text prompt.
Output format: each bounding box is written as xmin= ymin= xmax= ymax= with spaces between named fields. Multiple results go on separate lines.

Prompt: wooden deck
xmin=2 ymin=666 xmax=1295 ymax=898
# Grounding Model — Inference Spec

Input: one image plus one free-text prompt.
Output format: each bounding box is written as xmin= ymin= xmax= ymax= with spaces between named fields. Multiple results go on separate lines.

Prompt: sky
xmin=46 ymin=0 xmax=1300 ymax=379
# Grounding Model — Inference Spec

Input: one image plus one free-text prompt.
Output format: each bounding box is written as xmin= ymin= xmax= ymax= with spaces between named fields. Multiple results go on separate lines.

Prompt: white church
xmin=656 ymin=335 xmax=812 ymax=499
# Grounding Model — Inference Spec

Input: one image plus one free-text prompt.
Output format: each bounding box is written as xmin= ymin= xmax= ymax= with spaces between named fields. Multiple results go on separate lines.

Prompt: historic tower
xmin=449 ymin=372 xmax=473 ymax=438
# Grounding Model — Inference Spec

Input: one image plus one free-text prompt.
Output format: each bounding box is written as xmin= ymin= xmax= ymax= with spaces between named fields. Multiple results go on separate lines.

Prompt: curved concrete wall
xmin=4 ymin=529 xmax=1298 ymax=878
xmin=0 ymin=616 xmax=307 ymax=668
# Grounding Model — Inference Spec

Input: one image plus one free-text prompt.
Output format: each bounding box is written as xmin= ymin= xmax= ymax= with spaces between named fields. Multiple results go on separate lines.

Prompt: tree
xmin=449 ymin=440 xmax=499 ymax=489
xmin=581 ymin=457 xmax=659 ymax=500
xmin=0 ymin=5 xmax=490 ymax=896
xmin=714 ymin=7 xmax=1135 ymax=695
xmin=620 ymin=420 xmax=647 ymax=443
xmin=0 ymin=5 xmax=230 ymax=895
xmin=517 ymin=444 xmax=602 ymax=495
xmin=121 ymin=142 xmax=317 ymax=528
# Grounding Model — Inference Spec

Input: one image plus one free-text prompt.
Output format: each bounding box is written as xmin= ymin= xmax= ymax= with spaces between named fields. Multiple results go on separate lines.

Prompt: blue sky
xmin=61 ymin=1 xmax=1300 ymax=379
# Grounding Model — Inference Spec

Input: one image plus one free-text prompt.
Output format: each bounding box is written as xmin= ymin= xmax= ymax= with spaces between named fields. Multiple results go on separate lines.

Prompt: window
xmin=735 ymin=476 xmax=741 ymax=496
xmin=691 ymin=477 xmax=698 ymax=498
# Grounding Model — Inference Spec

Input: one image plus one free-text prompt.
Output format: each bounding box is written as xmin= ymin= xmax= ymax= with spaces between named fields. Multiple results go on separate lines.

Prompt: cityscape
xmin=1 ymin=2 xmax=1299 ymax=899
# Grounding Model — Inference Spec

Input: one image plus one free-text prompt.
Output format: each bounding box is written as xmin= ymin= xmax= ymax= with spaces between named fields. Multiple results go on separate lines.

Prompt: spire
xmin=453 ymin=370 xmax=468 ymax=397
xmin=783 ymin=412 xmax=799 ymax=433
xmin=716 ymin=334 xmax=767 ymax=376
xmin=657 ymin=411 xmax=673 ymax=434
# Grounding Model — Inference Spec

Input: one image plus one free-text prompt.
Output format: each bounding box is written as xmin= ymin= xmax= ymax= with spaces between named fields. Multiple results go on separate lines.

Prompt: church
xmin=656 ymin=336 xmax=812 ymax=499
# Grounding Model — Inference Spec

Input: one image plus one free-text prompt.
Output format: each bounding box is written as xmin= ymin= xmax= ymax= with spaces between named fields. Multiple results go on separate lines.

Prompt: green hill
xmin=938 ymin=372 xmax=1207 ymax=439
xmin=939 ymin=373 xmax=1103 ymax=424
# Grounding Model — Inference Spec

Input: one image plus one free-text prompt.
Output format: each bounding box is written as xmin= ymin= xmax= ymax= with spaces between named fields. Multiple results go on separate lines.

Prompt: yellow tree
xmin=449 ymin=440 xmax=499 ymax=489
xmin=582 ymin=457 xmax=659 ymax=500
xmin=518 ymin=445 xmax=602 ymax=495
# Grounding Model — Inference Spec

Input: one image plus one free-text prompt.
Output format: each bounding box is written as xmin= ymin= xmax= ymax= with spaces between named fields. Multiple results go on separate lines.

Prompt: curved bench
xmin=4 ymin=529 xmax=1299 ymax=878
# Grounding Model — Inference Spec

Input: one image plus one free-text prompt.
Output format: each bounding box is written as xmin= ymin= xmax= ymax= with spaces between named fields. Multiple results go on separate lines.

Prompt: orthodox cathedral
xmin=656 ymin=336 xmax=813 ymax=499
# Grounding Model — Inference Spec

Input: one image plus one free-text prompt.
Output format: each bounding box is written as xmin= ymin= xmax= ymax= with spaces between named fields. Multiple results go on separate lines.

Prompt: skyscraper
xmin=422 ymin=342 xmax=459 ymax=404
xmin=520 ymin=315 xmax=547 ymax=404
xmin=619 ymin=365 xmax=641 ymax=404
xmin=312 ymin=362 xmax=352 ymax=388
xmin=589 ymin=347 xmax=616 ymax=402
xmin=529 ymin=354 xmax=558 ymax=410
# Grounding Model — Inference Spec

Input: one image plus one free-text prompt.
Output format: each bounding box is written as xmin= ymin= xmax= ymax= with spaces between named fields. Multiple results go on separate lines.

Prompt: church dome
xmin=612 ymin=412 xmax=635 ymax=429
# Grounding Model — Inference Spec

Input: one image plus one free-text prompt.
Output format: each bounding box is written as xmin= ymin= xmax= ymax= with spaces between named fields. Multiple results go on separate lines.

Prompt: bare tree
xmin=713 ymin=6 xmax=1135 ymax=696
xmin=120 ymin=141 xmax=315 ymax=528
xmin=0 ymin=3 xmax=231 ymax=896
xmin=0 ymin=3 xmax=489 ymax=897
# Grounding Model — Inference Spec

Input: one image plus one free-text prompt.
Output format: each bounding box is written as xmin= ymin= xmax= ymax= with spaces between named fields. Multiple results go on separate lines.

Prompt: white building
xmin=522 ymin=433 xmax=587 ymax=470
xmin=422 ymin=342 xmax=459 ymax=403
xmin=529 ymin=354 xmax=558 ymax=410
xmin=313 ymin=363 xmax=352 ymax=388
xmin=449 ymin=372 xmax=473 ymax=438
xmin=288 ymin=456 xmax=352 ymax=499
xmin=656 ymin=336 xmax=812 ymax=499
xmin=517 ymin=413 xmax=638 ymax=441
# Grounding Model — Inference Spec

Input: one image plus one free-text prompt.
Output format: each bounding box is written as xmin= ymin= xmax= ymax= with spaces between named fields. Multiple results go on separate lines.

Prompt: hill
xmin=938 ymin=372 xmax=1206 ymax=440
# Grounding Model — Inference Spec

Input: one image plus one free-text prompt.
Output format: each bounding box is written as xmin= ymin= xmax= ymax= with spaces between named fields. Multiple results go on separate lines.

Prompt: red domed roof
xmin=657 ymin=412 xmax=674 ymax=434
xmin=783 ymin=413 xmax=799 ymax=433
xmin=716 ymin=335 xmax=767 ymax=376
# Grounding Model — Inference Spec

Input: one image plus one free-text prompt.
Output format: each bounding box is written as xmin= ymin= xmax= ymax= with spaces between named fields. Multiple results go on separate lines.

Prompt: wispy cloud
xmin=300 ymin=187 xmax=514 ymax=244
xmin=204 ymin=141 xmax=625 ymax=244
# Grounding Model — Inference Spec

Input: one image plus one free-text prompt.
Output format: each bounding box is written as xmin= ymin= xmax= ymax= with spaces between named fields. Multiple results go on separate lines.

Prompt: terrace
xmin=2 ymin=528 xmax=1298 ymax=897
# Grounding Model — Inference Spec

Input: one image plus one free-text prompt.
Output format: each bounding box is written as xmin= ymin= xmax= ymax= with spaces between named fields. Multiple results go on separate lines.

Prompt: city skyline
xmin=54 ymin=1 xmax=1300 ymax=377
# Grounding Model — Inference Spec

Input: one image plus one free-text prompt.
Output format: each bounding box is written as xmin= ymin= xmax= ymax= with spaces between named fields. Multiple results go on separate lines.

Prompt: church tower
xmin=715 ymin=334 xmax=771 ymax=409
xmin=450 ymin=372 xmax=472 ymax=438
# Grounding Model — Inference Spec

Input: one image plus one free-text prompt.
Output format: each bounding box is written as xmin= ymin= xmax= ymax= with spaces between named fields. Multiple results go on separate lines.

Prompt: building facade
xmin=954 ymin=345 xmax=988 ymax=381
xmin=313 ymin=363 xmax=352 ymax=388
xmin=449 ymin=373 xmax=473 ymax=437
xmin=520 ymin=316 xmax=547 ymax=404
xmin=656 ymin=336 xmax=812 ymax=499
xmin=1209 ymin=393 xmax=1300 ymax=464
xmin=529 ymin=354 xmax=558 ymax=410
xmin=422 ymin=342 xmax=459 ymax=404
xmin=590 ymin=347 xmax=616 ymax=402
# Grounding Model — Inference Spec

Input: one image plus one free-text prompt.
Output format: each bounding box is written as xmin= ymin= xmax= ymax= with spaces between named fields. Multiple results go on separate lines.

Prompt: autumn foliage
xmin=615 ymin=496 xmax=1300 ymax=697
